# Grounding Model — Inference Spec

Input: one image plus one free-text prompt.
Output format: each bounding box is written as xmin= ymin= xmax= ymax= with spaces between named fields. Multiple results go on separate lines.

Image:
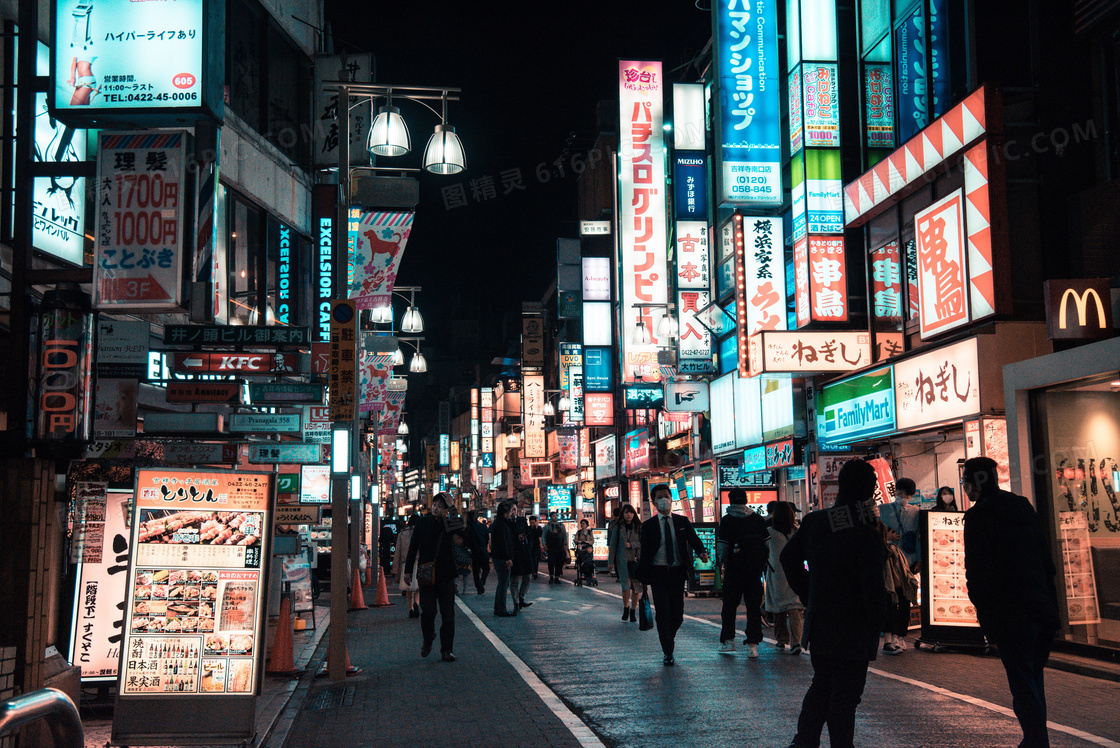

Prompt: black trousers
xmin=493 ymin=562 xmax=513 ymax=614
xmin=647 ymin=565 xmax=688 ymax=656
xmin=472 ymin=558 xmax=489 ymax=592
xmin=884 ymin=596 xmax=910 ymax=637
xmin=530 ymin=550 xmax=541 ymax=576
xmin=418 ymin=578 xmax=456 ymax=654
xmin=792 ymin=652 xmax=870 ymax=748
xmin=990 ymin=619 xmax=1055 ymax=748
xmin=720 ymin=571 xmax=763 ymax=644
xmin=547 ymin=549 xmax=565 ymax=579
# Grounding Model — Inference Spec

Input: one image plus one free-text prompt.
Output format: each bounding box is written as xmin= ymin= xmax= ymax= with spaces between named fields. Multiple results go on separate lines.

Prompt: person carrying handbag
xmin=607 ymin=503 xmax=643 ymax=621
xmin=403 ymin=493 xmax=465 ymax=662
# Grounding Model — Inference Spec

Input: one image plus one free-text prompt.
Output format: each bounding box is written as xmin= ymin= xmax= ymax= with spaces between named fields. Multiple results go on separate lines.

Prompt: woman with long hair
xmin=393 ymin=513 xmax=420 ymax=618
xmin=607 ymin=503 xmax=643 ymax=622
xmin=933 ymin=486 xmax=960 ymax=512
xmin=765 ymin=502 xmax=805 ymax=654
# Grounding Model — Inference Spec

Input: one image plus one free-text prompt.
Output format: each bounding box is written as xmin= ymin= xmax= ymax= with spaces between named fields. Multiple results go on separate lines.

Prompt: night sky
xmin=323 ymin=0 xmax=713 ymax=354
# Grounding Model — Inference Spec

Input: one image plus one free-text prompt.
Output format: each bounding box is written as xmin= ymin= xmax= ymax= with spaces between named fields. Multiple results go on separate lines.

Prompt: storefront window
xmin=1033 ymin=374 xmax=1120 ymax=650
xmin=228 ymin=198 xmax=262 ymax=324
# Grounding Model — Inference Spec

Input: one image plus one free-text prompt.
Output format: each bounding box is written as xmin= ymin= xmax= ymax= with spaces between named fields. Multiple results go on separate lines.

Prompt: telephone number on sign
xmin=102 ymin=92 xmax=198 ymax=103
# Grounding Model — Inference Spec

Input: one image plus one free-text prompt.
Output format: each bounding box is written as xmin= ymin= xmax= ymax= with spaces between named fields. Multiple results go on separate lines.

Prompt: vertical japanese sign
xmin=523 ymin=374 xmax=545 ymax=459
xmin=328 ymin=300 xmax=356 ymax=421
xmin=347 ymin=210 xmax=413 ymax=309
xmin=34 ymin=92 xmax=87 ymax=265
xmin=915 ymin=190 xmax=969 ymax=338
xmin=802 ymin=64 xmax=839 ymax=148
xmin=619 ymin=60 xmax=668 ymax=382
xmin=1058 ymin=512 xmax=1101 ymax=626
xmin=808 ymin=236 xmax=848 ymax=322
xmin=672 ymin=153 xmax=709 ymax=219
xmin=788 ymin=66 xmax=804 ymax=156
xmin=36 ymin=306 xmax=94 ymax=441
xmin=714 ymin=0 xmax=782 ymax=205
xmin=118 ymin=469 xmax=272 ymax=702
xmin=312 ymin=54 xmax=372 ymax=169
xmin=793 ymin=237 xmax=810 ymax=328
xmin=94 ymin=131 xmax=188 ymax=311
xmin=870 ymin=240 xmax=903 ymax=323
xmin=71 ymin=491 xmax=131 ymax=680
xmin=743 ymin=216 xmax=787 ymax=335
xmin=676 ymin=221 xmax=712 ymax=373
xmin=864 ymin=64 xmax=895 ymax=148
xmin=522 ymin=312 xmax=545 ymax=370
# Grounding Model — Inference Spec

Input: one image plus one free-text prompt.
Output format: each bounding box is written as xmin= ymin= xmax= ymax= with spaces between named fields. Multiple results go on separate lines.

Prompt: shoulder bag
xmin=638 ymin=587 xmax=655 ymax=631
xmin=415 ymin=530 xmax=446 ymax=588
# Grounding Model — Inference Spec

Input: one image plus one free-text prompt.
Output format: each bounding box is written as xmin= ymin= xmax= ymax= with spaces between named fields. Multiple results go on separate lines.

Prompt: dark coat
xmin=964 ymin=490 xmax=1060 ymax=638
xmin=543 ymin=520 xmax=568 ymax=551
xmin=511 ymin=516 xmax=534 ymax=576
xmin=468 ymin=520 xmax=490 ymax=563
xmin=489 ymin=516 xmax=516 ymax=563
xmin=636 ymin=513 xmax=707 ymax=582
xmin=780 ymin=506 xmax=887 ymax=661
xmin=404 ymin=514 xmax=462 ymax=586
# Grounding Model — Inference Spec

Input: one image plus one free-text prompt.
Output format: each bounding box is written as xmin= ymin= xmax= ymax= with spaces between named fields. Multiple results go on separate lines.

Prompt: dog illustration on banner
xmin=349 ymin=212 xmax=415 ymax=309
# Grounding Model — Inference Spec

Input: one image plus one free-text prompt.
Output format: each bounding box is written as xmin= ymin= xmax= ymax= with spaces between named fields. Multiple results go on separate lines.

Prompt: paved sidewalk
xmin=275 ymin=587 xmax=592 ymax=748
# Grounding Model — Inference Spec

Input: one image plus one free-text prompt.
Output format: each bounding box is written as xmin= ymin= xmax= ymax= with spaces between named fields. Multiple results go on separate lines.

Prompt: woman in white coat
xmin=765 ymin=502 xmax=805 ymax=654
xmin=394 ymin=514 xmax=420 ymax=617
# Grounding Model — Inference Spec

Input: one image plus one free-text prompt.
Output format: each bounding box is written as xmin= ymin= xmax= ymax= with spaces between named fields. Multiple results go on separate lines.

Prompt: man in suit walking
xmin=637 ymin=483 xmax=709 ymax=666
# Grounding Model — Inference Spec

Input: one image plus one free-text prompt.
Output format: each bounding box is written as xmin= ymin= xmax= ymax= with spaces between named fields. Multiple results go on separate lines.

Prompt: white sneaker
xmin=896 ymin=636 xmax=908 ymax=651
xmin=718 ymin=640 xmax=736 ymax=654
xmin=747 ymin=643 xmax=759 ymax=659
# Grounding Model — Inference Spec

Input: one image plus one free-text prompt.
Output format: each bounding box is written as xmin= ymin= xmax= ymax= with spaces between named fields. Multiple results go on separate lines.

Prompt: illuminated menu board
xmin=117 ymin=469 xmax=272 ymax=699
xmin=926 ymin=511 xmax=979 ymax=628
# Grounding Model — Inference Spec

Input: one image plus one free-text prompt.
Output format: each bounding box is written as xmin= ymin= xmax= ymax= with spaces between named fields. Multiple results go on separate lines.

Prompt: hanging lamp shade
xmin=368 ymin=105 xmax=411 ymax=157
xmin=656 ymin=312 xmax=678 ymax=340
xmin=543 ymin=401 xmax=556 ymax=417
xmin=392 ymin=348 xmax=405 ymax=367
xmin=401 ymin=305 xmax=424 ymax=334
xmin=409 ymin=351 xmax=428 ymax=373
xmin=423 ymin=124 xmax=466 ymax=174
xmin=397 ymin=421 xmax=409 ymax=435
xmin=631 ymin=318 xmax=651 ymax=346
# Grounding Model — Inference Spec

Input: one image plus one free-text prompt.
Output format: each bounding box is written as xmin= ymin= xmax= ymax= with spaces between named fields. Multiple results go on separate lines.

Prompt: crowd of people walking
xmin=387 ymin=457 xmax=1058 ymax=748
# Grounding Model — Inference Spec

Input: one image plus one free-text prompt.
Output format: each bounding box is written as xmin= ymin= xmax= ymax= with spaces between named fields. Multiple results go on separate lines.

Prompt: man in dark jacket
xmin=528 ymin=514 xmax=544 ymax=579
xmin=716 ymin=487 xmax=769 ymax=657
xmin=467 ymin=510 xmax=490 ymax=595
xmin=489 ymin=502 xmax=518 ymax=616
xmin=637 ymin=484 xmax=709 ymax=666
xmin=780 ymin=459 xmax=887 ymax=748
xmin=963 ymin=457 xmax=1059 ymax=748
xmin=403 ymin=493 xmax=464 ymax=662
xmin=378 ymin=521 xmax=396 ymax=577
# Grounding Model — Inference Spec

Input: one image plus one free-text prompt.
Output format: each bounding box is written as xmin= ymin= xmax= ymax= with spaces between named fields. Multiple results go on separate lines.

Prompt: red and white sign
xmin=584 ymin=393 xmax=614 ymax=426
xmin=808 ymin=236 xmax=848 ymax=321
xmin=170 ymin=352 xmax=275 ymax=373
xmin=793 ymin=237 xmax=810 ymax=328
xmin=754 ymin=331 xmax=870 ymax=373
xmin=894 ymin=337 xmax=980 ymax=429
xmin=619 ymin=60 xmax=669 ymax=382
xmin=870 ymin=240 xmax=903 ymax=323
xmin=523 ymin=374 xmax=546 ymax=459
xmin=915 ymin=190 xmax=970 ymax=338
xmin=743 ymin=216 xmax=786 ymax=336
xmin=94 ymin=131 xmax=188 ymax=312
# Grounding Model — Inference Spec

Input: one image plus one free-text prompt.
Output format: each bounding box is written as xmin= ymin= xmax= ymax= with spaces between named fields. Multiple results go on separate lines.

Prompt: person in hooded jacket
xmin=716 ymin=488 xmax=769 ymax=657
xmin=765 ymin=501 xmax=804 ymax=655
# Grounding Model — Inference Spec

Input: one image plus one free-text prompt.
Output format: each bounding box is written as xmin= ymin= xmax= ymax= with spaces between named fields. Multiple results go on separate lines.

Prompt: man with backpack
xmin=716 ymin=488 xmax=769 ymax=657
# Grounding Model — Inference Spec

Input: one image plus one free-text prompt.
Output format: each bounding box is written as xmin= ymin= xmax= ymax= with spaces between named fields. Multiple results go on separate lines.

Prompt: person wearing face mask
xmin=636 ymin=484 xmax=710 ymax=666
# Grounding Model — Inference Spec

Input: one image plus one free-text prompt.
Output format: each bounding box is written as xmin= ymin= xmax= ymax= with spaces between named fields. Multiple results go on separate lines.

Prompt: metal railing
xmin=0 ymin=687 xmax=83 ymax=747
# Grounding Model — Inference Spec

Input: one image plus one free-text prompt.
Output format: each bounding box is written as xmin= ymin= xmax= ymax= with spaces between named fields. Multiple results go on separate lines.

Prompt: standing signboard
xmin=917 ymin=511 xmax=986 ymax=650
xmin=112 ymin=468 xmax=273 ymax=745
xmin=70 ymin=490 xmax=132 ymax=681
xmin=93 ymin=131 xmax=190 ymax=312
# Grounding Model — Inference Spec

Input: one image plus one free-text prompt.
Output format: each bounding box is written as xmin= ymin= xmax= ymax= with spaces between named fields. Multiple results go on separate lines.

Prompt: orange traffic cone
xmin=266 ymin=596 xmax=303 ymax=675
xmin=316 ymin=644 xmax=362 ymax=677
xmin=348 ymin=565 xmax=369 ymax=611
xmin=373 ymin=566 xmax=393 ymax=607
xmin=362 ymin=560 xmax=374 ymax=588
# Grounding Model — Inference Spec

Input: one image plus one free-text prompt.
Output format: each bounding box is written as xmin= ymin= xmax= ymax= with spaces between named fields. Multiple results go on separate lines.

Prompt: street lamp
xmin=397 ymin=338 xmax=427 ymax=373
xmin=356 ymin=84 xmax=466 ymax=174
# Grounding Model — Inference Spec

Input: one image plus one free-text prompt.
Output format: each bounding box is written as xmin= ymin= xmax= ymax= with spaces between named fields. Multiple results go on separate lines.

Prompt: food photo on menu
xmin=137 ymin=509 xmax=263 ymax=546
xmin=131 ymin=568 xmax=217 ymax=634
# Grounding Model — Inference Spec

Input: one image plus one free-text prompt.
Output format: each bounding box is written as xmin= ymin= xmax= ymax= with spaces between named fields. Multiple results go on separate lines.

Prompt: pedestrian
xmin=933 ymin=486 xmax=960 ymax=512
xmin=607 ymin=503 xmax=642 ymax=622
xmin=780 ymin=459 xmax=887 ymax=748
xmin=511 ymin=504 xmax=535 ymax=611
xmin=574 ymin=519 xmax=595 ymax=584
xmin=963 ymin=457 xmax=1060 ymax=748
xmin=637 ymin=483 xmax=710 ymax=666
xmin=528 ymin=514 xmax=543 ymax=579
xmin=467 ymin=510 xmax=490 ymax=595
xmin=544 ymin=511 xmax=569 ymax=583
xmin=393 ymin=513 xmax=420 ymax=618
xmin=489 ymin=501 xmax=518 ymax=616
xmin=765 ymin=501 xmax=804 ymax=655
xmin=379 ymin=521 xmax=396 ymax=577
xmin=880 ymin=477 xmax=922 ymax=572
xmin=715 ymin=487 xmax=769 ymax=657
xmin=880 ymin=520 xmax=918 ymax=655
xmin=403 ymin=493 xmax=464 ymax=662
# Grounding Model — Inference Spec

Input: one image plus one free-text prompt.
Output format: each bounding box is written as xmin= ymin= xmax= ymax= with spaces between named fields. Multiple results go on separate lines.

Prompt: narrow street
xmin=278 ymin=576 xmax=1120 ymax=748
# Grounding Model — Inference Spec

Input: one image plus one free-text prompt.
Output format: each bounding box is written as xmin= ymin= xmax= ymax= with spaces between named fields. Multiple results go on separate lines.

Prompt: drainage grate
xmin=306 ymin=685 xmax=356 ymax=711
